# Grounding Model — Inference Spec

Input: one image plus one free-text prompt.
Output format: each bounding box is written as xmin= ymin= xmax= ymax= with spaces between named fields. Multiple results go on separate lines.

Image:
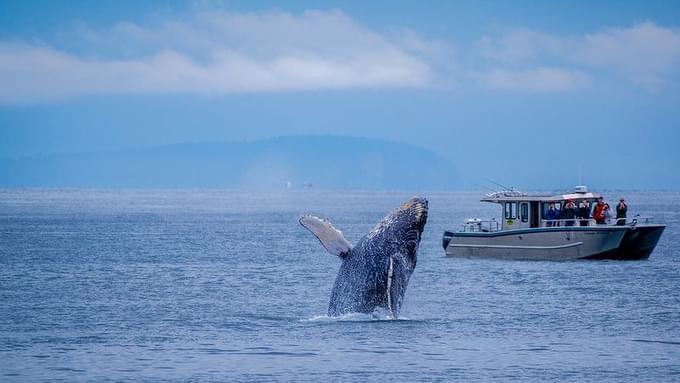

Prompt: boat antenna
xmin=483 ymin=178 xmax=513 ymax=191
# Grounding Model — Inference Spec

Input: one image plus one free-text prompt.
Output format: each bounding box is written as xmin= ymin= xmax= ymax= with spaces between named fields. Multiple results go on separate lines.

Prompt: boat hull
xmin=443 ymin=225 xmax=665 ymax=261
xmin=583 ymin=225 xmax=665 ymax=260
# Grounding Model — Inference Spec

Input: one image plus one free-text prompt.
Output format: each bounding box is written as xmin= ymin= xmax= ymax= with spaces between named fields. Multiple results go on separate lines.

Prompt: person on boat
xmin=603 ymin=203 xmax=612 ymax=224
xmin=545 ymin=202 xmax=561 ymax=227
xmin=592 ymin=197 xmax=606 ymax=224
xmin=578 ymin=199 xmax=590 ymax=226
xmin=561 ymin=199 xmax=577 ymax=226
xmin=616 ymin=198 xmax=628 ymax=226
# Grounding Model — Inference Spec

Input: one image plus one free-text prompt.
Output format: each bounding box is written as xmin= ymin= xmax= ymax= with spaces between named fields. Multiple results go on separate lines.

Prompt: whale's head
xmin=367 ymin=196 xmax=428 ymax=265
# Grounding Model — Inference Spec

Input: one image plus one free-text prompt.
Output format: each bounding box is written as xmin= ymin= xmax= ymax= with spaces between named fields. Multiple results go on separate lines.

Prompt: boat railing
xmin=543 ymin=214 xmax=657 ymax=228
xmin=614 ymin=215 xmax=655 ymax=226
xmin=460 ymin=219 xmax=500 ymax=233
xmin=542 ymin=218 xmax=596 ymax=227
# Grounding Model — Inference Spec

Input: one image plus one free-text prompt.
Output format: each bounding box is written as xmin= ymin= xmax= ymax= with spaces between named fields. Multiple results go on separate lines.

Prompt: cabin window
xmin=520 ymin=203 xmax=528 ymax=222
xmin=504 ymin=202 xmax=517 ymax=219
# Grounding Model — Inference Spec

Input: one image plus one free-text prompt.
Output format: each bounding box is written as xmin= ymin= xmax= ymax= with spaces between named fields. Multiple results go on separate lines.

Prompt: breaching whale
xmin=300 ymin=197 xmax=428 ymax=318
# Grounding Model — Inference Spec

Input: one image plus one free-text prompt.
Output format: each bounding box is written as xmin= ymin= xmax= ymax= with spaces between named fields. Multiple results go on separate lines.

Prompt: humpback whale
xmin=300 ymin=197 xmax=428 ymax=318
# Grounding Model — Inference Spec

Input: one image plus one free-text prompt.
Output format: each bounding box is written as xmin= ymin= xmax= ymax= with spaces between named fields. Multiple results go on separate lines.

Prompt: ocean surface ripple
xmin=1 ymin=189 xmax=679 ymax=381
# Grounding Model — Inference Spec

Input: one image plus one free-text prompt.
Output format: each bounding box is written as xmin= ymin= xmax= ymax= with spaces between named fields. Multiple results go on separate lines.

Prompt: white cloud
xmin=575 ymin=22 xmax=680 ymax=88
xmin=2 ymin=12 xmax=678 ymax=102
xmin=477 ymin=28 xmax=565 ymax=64
xmin=478 ymin=21 xmax=680 ymax=90
xmin=0 ymin=10 xmax=440 ymax=104
xmin=478 ymin=67 xmax=590 ymax=92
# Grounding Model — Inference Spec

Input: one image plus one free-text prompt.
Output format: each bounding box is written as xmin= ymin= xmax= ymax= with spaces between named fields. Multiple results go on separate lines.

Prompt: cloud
xmin=575 ymin=22 xmax=680 ymax=88
xmin=477 ymin=28 xmax=564 ymax=64
xmin=478 ymin=21 xmax=680 ymax=90
xmin=478 ymin=67 xmax=590 ymax=92
xmin=2 ymin=11 xmax=678 ymax=102
xmin=0 ymin=10 xmax=441 ymax=104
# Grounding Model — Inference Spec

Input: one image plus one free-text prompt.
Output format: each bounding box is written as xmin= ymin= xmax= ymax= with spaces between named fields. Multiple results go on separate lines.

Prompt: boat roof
xmin=481 ymin=190 xmax=602 ymax=203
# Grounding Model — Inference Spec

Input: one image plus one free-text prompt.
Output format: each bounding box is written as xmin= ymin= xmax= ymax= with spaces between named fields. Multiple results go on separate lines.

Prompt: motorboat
xmin=442 ymin=186 xmax=665 ymax=260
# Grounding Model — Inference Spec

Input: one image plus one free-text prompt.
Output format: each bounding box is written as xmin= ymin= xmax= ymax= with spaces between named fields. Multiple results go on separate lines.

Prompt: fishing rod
xmin=473 ymin=183 xmax=498 ymax=193
xmin=483 ymin=178 xmax=513 ymax=191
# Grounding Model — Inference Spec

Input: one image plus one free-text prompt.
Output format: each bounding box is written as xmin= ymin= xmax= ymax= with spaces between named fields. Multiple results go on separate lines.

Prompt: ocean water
xmin=1 ymin=189 xmax=679 ymax=382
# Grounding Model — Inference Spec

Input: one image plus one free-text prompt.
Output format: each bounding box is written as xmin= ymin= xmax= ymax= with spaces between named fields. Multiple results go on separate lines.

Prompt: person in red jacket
xmin=592 ymin=196 xmax=606 ymax=224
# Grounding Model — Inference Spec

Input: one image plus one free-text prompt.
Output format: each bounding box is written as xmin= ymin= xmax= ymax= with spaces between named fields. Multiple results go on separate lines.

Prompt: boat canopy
xmin=480 ymin=189 xmax=601 ymax=204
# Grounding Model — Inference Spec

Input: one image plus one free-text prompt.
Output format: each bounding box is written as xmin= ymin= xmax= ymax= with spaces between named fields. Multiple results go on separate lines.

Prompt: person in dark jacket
xmin=545 ymin=202 xmax=561 ymax=227
xmin=603 ymin=203 xmax=612 ymax=224
xmin=578 ymin=199 xmax=590 ymax=226
xmin=616 ymin=198 xmax=628 ymax=226
xmin=561 ymin=199 xmax=577 ymax=226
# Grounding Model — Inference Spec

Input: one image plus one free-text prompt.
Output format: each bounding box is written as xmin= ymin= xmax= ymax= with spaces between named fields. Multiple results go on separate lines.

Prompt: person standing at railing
xmin=603 ymin=203 xmax=612 ymax=224
xmin=545 ymin=202 xmax=560 ymax=227
xmin=561 ymin=199 xmax=577 ymax=226
xmin=593 ymin=196 xmax=606 ymax=224
xmin=616 ymin=198 xmax=627 ymax=226
xmin=578 ymin=199 xmax=590 ymax=226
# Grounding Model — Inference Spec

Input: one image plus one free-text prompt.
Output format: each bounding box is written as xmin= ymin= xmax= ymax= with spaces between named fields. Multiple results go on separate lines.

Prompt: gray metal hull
xmin=583 ymin=225 xmax=665 ymax=260
xmin=442 ymin=226 xmax=657 ymax=261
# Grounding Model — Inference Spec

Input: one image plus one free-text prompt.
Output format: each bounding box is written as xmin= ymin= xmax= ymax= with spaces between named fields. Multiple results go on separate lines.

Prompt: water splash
xmin=302 ymin=309 xmax=409 ymax=322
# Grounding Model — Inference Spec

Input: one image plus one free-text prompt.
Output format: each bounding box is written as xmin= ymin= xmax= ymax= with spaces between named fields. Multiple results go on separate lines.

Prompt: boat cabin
xmin=478 ymin=186 xmax=600 ymax=231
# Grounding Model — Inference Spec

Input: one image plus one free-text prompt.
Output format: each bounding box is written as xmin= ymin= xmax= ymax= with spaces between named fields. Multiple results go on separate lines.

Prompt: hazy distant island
xmin=0 ymin=135 xmax=459 ymax=189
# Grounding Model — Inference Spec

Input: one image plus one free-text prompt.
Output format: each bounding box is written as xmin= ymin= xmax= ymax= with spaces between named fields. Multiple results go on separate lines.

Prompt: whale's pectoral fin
xmin=299 ymin=215 xmax=352 ymax=258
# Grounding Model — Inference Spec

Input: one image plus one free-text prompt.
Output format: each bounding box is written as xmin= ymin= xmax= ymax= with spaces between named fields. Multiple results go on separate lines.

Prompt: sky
xmin=1 ymin=0 xmax=679 ymax=189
